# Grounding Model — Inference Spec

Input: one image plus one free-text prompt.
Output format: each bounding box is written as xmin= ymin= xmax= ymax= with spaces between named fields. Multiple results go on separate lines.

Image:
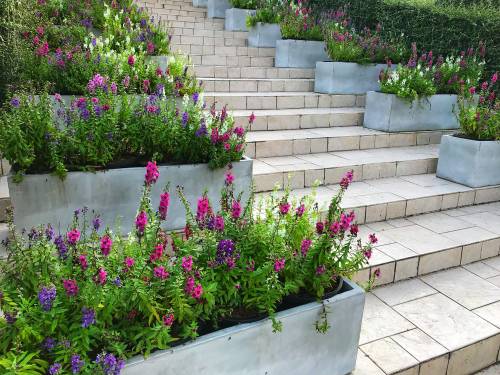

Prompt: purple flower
xmin=192 ymin=92 xmax=199 ymax=104
xmin=216 ymin=239 xmax=236 ymax=265
xmin=316 ymin=265 xmax=326 ymax=275
xmin=49 ymin=363 xmax=62 ymax=375
xmin=135 ymin=211 xmax=147 ymax=235
xmin=81 ymin=307 xmax=96 ymax=328
xmin=54 ymin=235 xmax=68 ymax=258
xmin=95 ymin=353 xmax=126 ymax=375
xmin=92 ymin=216 xmax=102 ymax=231
xmin=113 ymin=277 xmax=122 ymax=287
xmin=38 ymin=285 xmax=56 ymax=311
xmin=181 ymin=111 xmax=189 ymax=127
xmin=43 ymin=337 xmax=56 ymax=351
xmin=195 ymin=119 xmax=207 ymax=137
xmin=5 ymin=312 xmax=16 ymax=324
xmin=71 ymin=354 xmax=85 ymax=374
xmin=10 ymin=97 xmax=20 ymax=107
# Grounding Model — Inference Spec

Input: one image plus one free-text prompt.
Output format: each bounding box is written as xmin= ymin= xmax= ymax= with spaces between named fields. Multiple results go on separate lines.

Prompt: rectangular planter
xmin=248 ymin=23 xmax=282 ymax=47
xmin=192 ymin=0 xmax=207 ymax=7
xmin=207 ymin=0 xmax=230 ymax=18
xmin=124 ymin=279 xmax=365 ymax=375
xmin=275 ymin=39 xmax=330 ymax=68
xmin=437 ymin=135 xmax=500 ymax=188
xmin=364 ymin=91 xmax=459 ymax=132
xmin=315 ymin=61 xmax=388 ymax=95
xmin=225 ymin=8 xmax=256 ymax=31
xmin=7 ymin=158 xmax=253 ymax=233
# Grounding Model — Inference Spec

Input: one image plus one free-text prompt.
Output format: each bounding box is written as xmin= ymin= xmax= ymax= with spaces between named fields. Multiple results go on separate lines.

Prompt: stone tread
xmin=355 ymin=255 xmax=500 ymax=374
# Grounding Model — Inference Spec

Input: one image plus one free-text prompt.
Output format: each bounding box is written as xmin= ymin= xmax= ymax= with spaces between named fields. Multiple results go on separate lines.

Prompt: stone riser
xmin=201 ymin=78 xmax=313 ymax=93
xmin=166 ymin=21 xmax=225 ymax=30
xmin=233 ymin=109 xmax=364 ymax=131
xmin=253 ymin=157 xmax=438 ymax=192
xmin=188 ymin=55 xmax=274 ymax=67
xmin=246 ymin=130 xmax=449 ymax=159
xmin=193 ymin=66 xmax=315 ymax=79
xmin=205 ymin=93 xmax=356 ymax=110
xmin=174 ymin=45 xmax=274 ymax=57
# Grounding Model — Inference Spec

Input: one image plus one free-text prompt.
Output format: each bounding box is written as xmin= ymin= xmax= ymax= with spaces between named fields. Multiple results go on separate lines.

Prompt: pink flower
xmin=231 ymin=200 xmax=241 ymax=219
xmin=150 ymin=243 xmax=164 ymax=262
xmin=162 ymin=313 xmax=174 ymax=326
xmin=100 ymin=235 xmax=112 ymax=256
xmin=350 ymin=224 xmax=359 ymax=236
xmin=36 ymin=41 xmax=49 ymax=56
xmin=143 ymin=79 xmax=150 ymax=93
xmin=97 ymin=268 xmax=107 ymax=285
xmin=481 ymin=81 xmax=489 ymax=91
xmin=159 ymin=192 xmax=170 ymax=220
xmin=154 ymin=266 xmax=169 ymax=280
xmin=128 ymin=55 xmax=135 ymax=66
xmin=329 ymin=221 xmax=340 ymax=234
xmin=316 ymin=265 xmax=326 ymax=275
xmin=145 ymin=161 xmax=159 ymax=185
xmin=296 ymin=204 xmax=305 ymax=217
xmin=223 ymin=142 xmax=231 ymax=151
xmin=184 ymin=276 xmax=195 ymax=294
xmin=122 ymin=75 xmax=130 ymax=88
xmin=279 ymin=202 xmax=290 ymax=215
xmin=234 ymin=127 xmax=245 ymax=137
xmin=214 ymin=215 xmax=225 ymax=231
xmin=340 ymin=170 xmax=354 ymax=189
xmin=225 ymin=171 xmax=235 ymax=185
xmin=63 ymin=279 xmax=78 ymax=296
xmin=301 ymin=239 xmax=312 ymax=256
xmin=33 ymin=35 xmax=40 ymax=45
xmin=196 ymin=196 xmax=210 ymax=221
xmin=364 ymin=248 xmax=372 ymax=259
xmin=369 ymin=233 xmax=378 ymax=244
xmin=67 ymin=229 xmax=80 ymax=245
xmin=492 ymin=73 xmax=498 ymax=84
xmin=316 ymin=222 xmax=324 ymax=234
xmin=147 ymin=41 xmax=155 ymax=54
xmin=191 ymin=284 xmax=203 ymax=299
xmin=373 ymin=268 xmax=381 ymax=278
xmin=54 ymin=93 xmax=62 ymax=102
xmin=156 ymin=67 xmax=163 ymax=77
xmin=78 ymin=255 xmax=88 ymax=270
xmin=36 ymin=26 xmax=44 ymax=36
xmin=182 ymin=256 xmax=193 ymax=272
xmin=135 ymin=211 xmax=148 ymax=234
xmin=469 ymin=86 xmax=476 ymax=95
xmin=91 ymin=97 xmax=99 ymax=104
xmin=274 ymin=258 xmax=285 ymax=272
xmin=124 ymin=257 xmax=135 ymax=269
xmin=110 ymin=82 xmax=117 ymax=95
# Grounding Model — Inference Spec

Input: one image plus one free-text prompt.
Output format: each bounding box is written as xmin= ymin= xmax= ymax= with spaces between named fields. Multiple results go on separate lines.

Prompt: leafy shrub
xmin=458 ymin=72 xmax=499 ymax=140
xmin=230 ymin=0 xmax=260 ymax=9
xmin=0 ymin=88 xmax=247 ymax=179
xmin=380 ymin=43 xmax=484 ymax=101
xmin=0 ymin=166 xmax=377 ymax=374
xmin=246 ymin=0 xmax=283 ymax=27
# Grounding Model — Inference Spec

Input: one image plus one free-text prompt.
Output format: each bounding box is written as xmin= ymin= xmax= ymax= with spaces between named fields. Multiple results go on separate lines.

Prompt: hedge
xmin=308 ymin=0 xmax=500 ymax=77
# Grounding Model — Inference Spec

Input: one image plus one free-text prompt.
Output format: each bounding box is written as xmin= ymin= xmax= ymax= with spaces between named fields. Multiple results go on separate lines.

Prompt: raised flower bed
xmin=248 ymin=22 xmax=282 ymax=47
xmin=437 ymin=73 xmax=500 ymax=187
xmin=0 ymin=164 xmax=377 ymax=374
xmin=364 ymin=43 xmax=485 ymax=132
xmin=208 ymin=0 xmax=231 ymax=18
xmin=225 ymin=8 xmax=256 ymax=31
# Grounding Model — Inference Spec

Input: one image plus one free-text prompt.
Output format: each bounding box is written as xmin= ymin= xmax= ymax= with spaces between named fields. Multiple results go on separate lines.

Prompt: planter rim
xmin=125 ymin=278 xmax=362 ymax=368
xmin=280 ymin=38 xmax=324 ymax=42
xmin=318 ymin=61 xmax=387 ymax=66
xmin=368 ymin=90 xmax=458 ymax=99
xmin=444 ymin=133 xmax=499 ymax=143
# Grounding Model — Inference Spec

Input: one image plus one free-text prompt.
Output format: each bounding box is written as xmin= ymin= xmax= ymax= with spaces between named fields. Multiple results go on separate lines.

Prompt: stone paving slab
xmin=356 ymin=258 xmax=500 ymax=374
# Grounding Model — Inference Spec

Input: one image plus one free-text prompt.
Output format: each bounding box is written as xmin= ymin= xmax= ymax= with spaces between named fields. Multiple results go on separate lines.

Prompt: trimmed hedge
xmin=308 ymin=0 xmax=500 ymax=77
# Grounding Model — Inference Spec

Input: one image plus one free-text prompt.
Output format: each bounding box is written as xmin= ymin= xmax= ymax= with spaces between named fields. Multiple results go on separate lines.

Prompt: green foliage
xmin=0 ymin=351 xmax=48 ymax=374
xmin=458 ymin=73 xmax=499 ymax=140
xmin=279 ymin=1 xmax=324 ymax=41
xmin=246 ymin=0 xmax=283 ymax=27
xmin=230 ymin=0 xmax=259 ymax=9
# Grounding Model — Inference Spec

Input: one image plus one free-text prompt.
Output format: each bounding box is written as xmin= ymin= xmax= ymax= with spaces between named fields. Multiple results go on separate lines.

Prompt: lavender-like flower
xmin=49 ymin=363 xmax=62 ymax=375
xmin=95 ymin=353 xmax=126 ymax=375
xmin=92 ymin=216 xmax=102 ymax=231
xmin=181 ymin=111 xmax=189 ymax=127
xmin=54 ymin=235 xmax=68 ymax=258
xmin=71 ymin=354 xmax=85 ymax=374
xmin=10 ymin=97 xmax=20 ymax=107
xmin=81 ymin=307 xmax=96 ymax=328
xmin=38 ymin=286 xmax=57 ymax=311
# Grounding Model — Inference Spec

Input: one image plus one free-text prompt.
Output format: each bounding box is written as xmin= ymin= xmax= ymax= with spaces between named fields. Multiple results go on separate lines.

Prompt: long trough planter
xmin=275 ymin=39 xmax=330 ymax=68
xmin=207 ymin=0 xmax=230 ymax=18
xmin=437 ymin=135 xmax=500 ymax=188
xmin=225 ymin=8 xmax=256 ymax=31
xmin=7 ymin=158 xmax=253 ymax=233
xmin=315 ymin=61 xmax=388 ymax=94
xmin=248 ymin=22 xmax=281 ymax=47
xmin=364 ymin=91 xmax=459 ymax=132
xmin=124 ymin=279 xmax=365 ymax=375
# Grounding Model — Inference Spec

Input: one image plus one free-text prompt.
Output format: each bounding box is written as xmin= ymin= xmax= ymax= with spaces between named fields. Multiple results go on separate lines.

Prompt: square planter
xmin=315 ymin=62 xmax=388 ymax=95
xmin=208 ymin=0 xmax=230 ymax=18
xmin=225 ymin=8 xmax=256 ymax=31
xmin=248 ymin=23 xmax=281 ymax=47
xmin=364 ymin=91 xmax=459 ymax=132
xmin=193 ymin=0 xmax=207 ymax=7
xmin=275 ymin=39 xmax=330 ymax=68
xmin=7 ymin=158 xmax=253 ymax=233
xmin=437 ymin=135 xmax=500 ymax=188
xmin=124 ymin=279 xmax=365 ymax=375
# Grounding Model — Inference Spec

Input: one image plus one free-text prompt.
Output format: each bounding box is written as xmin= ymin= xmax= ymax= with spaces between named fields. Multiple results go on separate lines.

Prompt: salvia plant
xmin=458 ymin=72 xmax=499 ymax=140
xmin=279 ymin=0 xmax=324 ymax=41
xmin=379 ymin=42 xmax=485 ymax=101
xmin=0 ymin=164 xmax=378 ymax=374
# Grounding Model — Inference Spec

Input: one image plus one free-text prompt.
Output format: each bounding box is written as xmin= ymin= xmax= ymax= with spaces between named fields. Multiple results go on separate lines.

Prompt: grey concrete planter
xmin=225 ymin=8 xmax=256 ymax=31
xmin=275 ymin=39 xmax=330 ymax=68
xmin=193 ymin=0 xmax=207 ymax=7
xmin=315 ymin=62 xmax=388 ymax=95
xmin=124 ymin=279 xmax=364 ymax=375
xmin=248 ymin=23 xmax=282 ymax=47
xmin=7 ymin=158 xmax=253 ymax=233
xmin=437 ymin=135 xmax=500 ymax=188
xmin=207 ymin=0 xmax=230 ymax=18
xmin=364 ymin=91 xmax=459 ymax=132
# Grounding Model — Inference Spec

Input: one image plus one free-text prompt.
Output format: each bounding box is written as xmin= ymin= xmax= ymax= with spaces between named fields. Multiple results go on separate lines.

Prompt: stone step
xmin=355 ymin=254 xmax=500 ymax=375
xmin=252 ymin=144 xmax=440 ymax=192
xmin=200 ymin=77 xmax=312 ymax=93
xmin=232 ymin=107 xmax=365 ymax=131
xmin=169 ymin=28 xmax=248 ymax=39
xmin=176 ymin=46 xmax=275 ymax=58
xmin=194 ymin=65 xmax=315 ymax=79
xmin=205 ymin=91 xmax=346 ymax=110
xmin=245 ymin=128 xmax=451 ymax=159
xmin=189 ymin=54 xmax=274 ymax=67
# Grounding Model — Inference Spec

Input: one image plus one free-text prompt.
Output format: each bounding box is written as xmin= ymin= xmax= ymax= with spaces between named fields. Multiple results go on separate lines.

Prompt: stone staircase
xmin=1 ymin=0 xmax=500 ymax=372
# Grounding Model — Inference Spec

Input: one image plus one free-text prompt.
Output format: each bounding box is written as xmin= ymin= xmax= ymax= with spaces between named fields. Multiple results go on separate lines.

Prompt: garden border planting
xmin=7 ymin=158 xmax=253 ymax=233
xmin=364 ymin=91 xmax=459 ymax=132
xmin=437 ymin=135 xmax=500 ymax=188
xmin=275 ymin=40 xmax=330 ymax=69
xmin=124 ymin=279 xmax=365 ymax=375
